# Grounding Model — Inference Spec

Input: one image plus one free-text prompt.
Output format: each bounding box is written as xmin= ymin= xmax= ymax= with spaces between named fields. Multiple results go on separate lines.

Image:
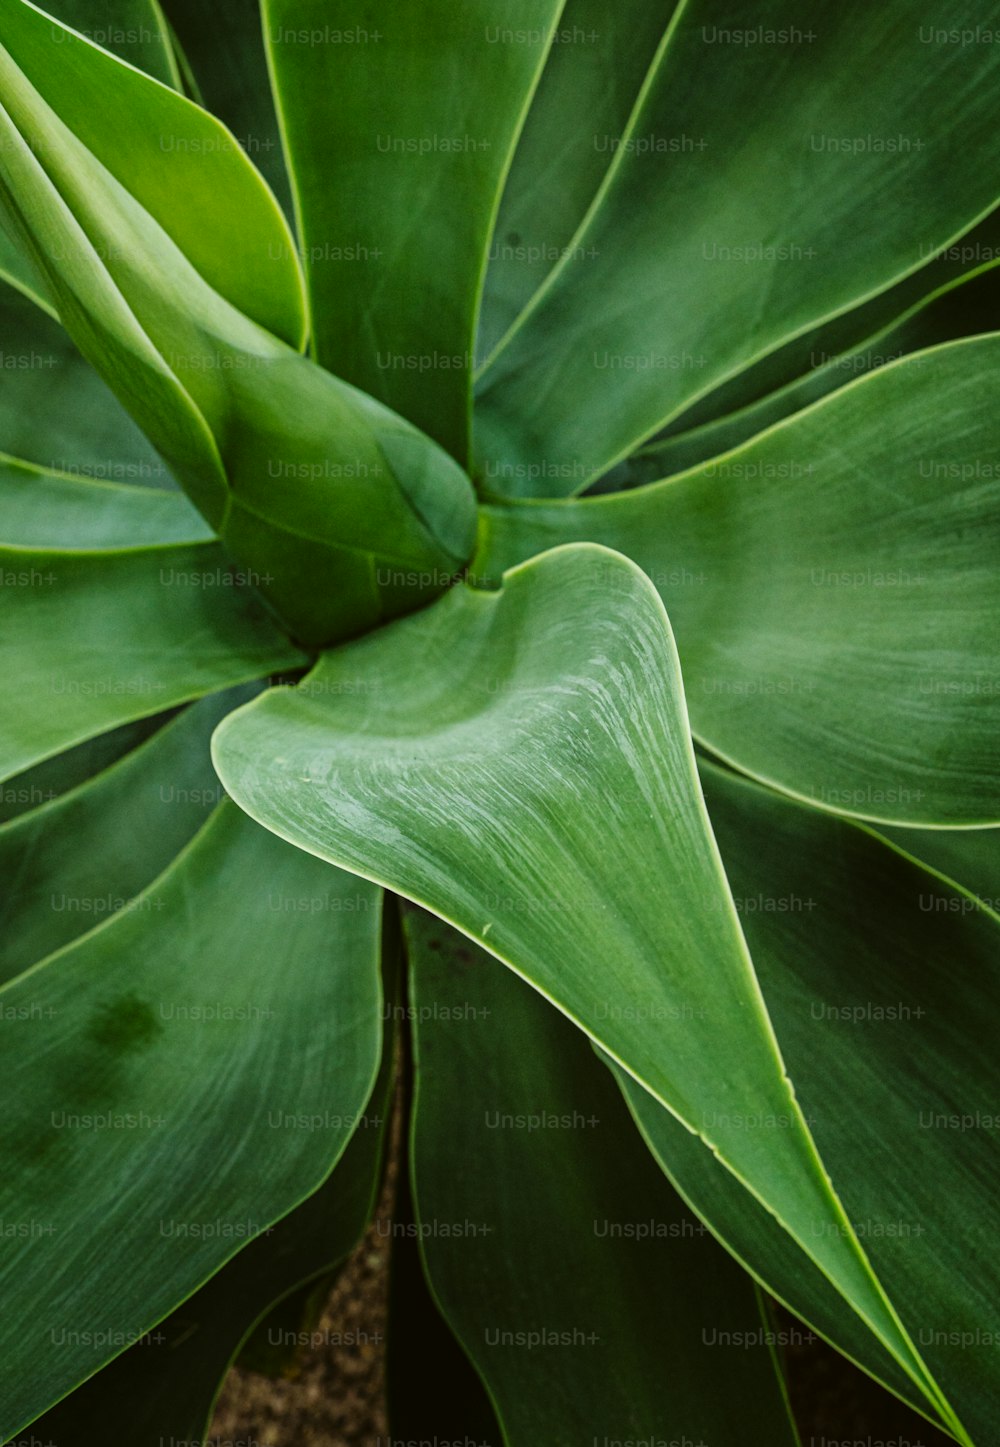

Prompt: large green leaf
xmin=405 ymin=906 xmax=800 ymax=1445
xmin=0 ymin=540 xmax=303 ymax=780
xmin=264 ymin=0 xmax=565 ymax=463
xmin=476 ymin=0 xmax=669 ymax=362
xmin=620 ymin=762 xmax=1000 ymax=1444
xmin=213 ymin=542 xmax=949 ymax=1421
xmin=39 ymin=0 xmax=181 ymax=86
xmin=0 ymin=282 xmax=168 ymax=482
xmin=0 ymin=802 xmax=382 ymax=1438
xmin=0 ymin=454 xmax=209 ymax=548
xmin=0 ymin=33 xmax=478 ymax=643
xmin=29 ymin=976 xmax=396 ymax=1446
xmin=474 ymin=0 xmax=1000 ymax=492
xmin=477 ymin=339 xmax=1000 ymax=825
xmin=0 ymin=690 xmax=238 ymax=984
xmin=0 ymin=0 xmax=303 ymax=344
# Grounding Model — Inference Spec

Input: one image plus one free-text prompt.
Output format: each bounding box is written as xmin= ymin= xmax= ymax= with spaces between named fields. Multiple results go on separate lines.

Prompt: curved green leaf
xmin=0 ymin=540 xmax=303 ymax=780
xmin=0 ymin=689 xmax=239 ymax=984
xmin=621 ymin=762 xmax=1000 ymax=1444
xmin=406 ymin=906 xmax=800 ymax=1446
xmin=475 ymin=0 xmax=1000 ymax=492
xmin=212 ymin=542 xmax=950 ymax=1421
xmin=264 ymin=0 xmax=565 ymax=463
xmin=0 ymin=454 xmax=209 ymax=548
xmin=0 ymin=0 xmax=304 ymax=344
xmin=477 ymin=339 xmax=1000 ymax=825
xmin=39 ymin=0 xmax=181 ymax=86
xmin=0 ymin=802 xmax=382 ymax=1439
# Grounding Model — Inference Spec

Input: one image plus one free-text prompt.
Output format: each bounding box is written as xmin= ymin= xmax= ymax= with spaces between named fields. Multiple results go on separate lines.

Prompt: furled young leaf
xmin=475 ymin=0 xmax=1000 ymax=492
xmin=0 ymin=802 xmax=383 ymax=1440
xmin=213 ymin=542 xmax=947 ymax=1416
xmin=0 ymin=23 xmax=478 ymax=643
xmin=0 ymin=541 xmax=303 ymax=780
xmin=264 ymin=0 xmax=565 ymax=463
xmin=477 ymin=339 xmax=1000 ymax=825
xmin=29 ymin=990 xmax=396 ymax=1447
xmin=0 ymin=690 xmax=238 ymax=983
xmin=405 ymin=906 xmax=800 ymax=1445
xmin=620 ymin=761 xmax=1000 ymax=1443
xmin=0 ymin=454 xmax=209 ymax=548
xmin=40 ymin=0 xmax=181 ymax=85
xmin=1 ymin=0 xmax=302 ymax=342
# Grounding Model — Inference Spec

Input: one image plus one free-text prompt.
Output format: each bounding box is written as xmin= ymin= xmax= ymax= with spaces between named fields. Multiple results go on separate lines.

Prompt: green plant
xmin=1 ymin=0 xmax=998 ymax=1441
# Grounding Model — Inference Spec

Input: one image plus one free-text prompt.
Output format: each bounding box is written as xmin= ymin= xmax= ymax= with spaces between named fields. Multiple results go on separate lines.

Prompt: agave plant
xmin=2 ymin=0 xmax=999 ymax=1442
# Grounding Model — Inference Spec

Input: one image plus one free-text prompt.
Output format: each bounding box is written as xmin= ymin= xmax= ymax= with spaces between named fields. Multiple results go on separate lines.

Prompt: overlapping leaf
xmin=0 ymin=13 xmax=478 ymax=643
xmin=30 ymin=990 xmax=396 ymax=1446
xmin=475 ymin=0 xmax=1000 ymax=492
xmin=213 ymin=542 xmax=946 ymax=1417
xmin=477 ymin=339 xmax=1000 ymax=824
xmin=620 ymin=763 xmax=1000 ymax=1443
xmin=264 ymin=0 xmax=566 ymax=462
xmin=40 ymin=0 xmax=181 ymax=85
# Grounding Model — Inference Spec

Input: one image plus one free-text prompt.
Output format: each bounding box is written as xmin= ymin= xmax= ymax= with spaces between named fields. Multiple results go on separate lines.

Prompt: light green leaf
xmin=405 ymin=906 xmax=800 ymax=1446
xmin=621 ymin=761 xmax=1000 ymax=1444
xmin=475 ymin=0 xmax=1000 ymax=493
xmin=477 ymin=339 xmax=1000 ymax=825
xmin=0 ymin=690 xmax=238 ymax=984
xmin=476 ymin=0 xmax=666 ymax=362
xmin=0 ymin=540 xmax=303 ymax=780
xmin=38 ymin=0 xmax=182 ymax=86
xmin=0 ymin=454 xmax=209 ymax=548
xmin=212 ymin=542 xmax=949 ymax=1421
xmin=264 ymin=0 xmax=565 ymax=463
xmin=0 ymin=0 xmax=303 ymax=344
xmin=0 ymin=801 xmax=383 ymax=1439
